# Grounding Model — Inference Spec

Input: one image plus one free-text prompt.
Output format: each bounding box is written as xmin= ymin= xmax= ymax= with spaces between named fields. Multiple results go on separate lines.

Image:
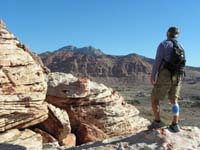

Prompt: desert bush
xmin=179 ymin=101 xmax=193 ymax=107
xmin=191 ymin=102 xmax=200 ymax=108
xmin=127 ymin=99 xmax=141 ymax=105
xmin=163 ymin=108 xmax=171 ymax=113
xmin=191 ymin=96 xmax=200 ymax=100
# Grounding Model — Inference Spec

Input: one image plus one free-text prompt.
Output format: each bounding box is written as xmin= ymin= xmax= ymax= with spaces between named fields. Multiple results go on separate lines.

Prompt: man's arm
xmin=151 ymin=43 xmax=164 ymax=84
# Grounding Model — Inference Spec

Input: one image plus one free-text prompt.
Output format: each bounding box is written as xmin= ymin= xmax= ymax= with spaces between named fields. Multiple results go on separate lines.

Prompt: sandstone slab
xmin=0 ymin=129 xmax=43 ymax=150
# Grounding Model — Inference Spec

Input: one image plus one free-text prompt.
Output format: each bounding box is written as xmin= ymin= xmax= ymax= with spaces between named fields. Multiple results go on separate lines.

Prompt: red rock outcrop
xmin=0 ymin=19 xmax=48 ymax=131
xmin=46 ymin=72 xmax=150 ymax=145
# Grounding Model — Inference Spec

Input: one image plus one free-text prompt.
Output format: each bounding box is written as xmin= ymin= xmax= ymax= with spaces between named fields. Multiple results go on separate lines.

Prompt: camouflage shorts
xmin=151 ymin=69 xmax=182 ymax=101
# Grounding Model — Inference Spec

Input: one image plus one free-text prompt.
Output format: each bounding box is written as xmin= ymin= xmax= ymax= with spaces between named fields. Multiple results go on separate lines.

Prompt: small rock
xmin=62 ymin=133 xmax=76 ymax=147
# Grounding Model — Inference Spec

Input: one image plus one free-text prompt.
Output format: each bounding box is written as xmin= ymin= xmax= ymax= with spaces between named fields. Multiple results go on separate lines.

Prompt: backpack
xmin=163 ymin=40 xmax=186 ymax=76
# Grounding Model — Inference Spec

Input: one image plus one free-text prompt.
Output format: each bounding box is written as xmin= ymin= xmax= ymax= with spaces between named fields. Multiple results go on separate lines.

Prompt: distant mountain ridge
xmin=51 ymin=45 xmax=105 ymax=56
xmin=40 ymin=45 xmax=152 ymax=82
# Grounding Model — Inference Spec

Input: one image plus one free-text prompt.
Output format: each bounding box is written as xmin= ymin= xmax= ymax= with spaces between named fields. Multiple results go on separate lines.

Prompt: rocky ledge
xmin=45 ymin=126 xmax=200 ymax=150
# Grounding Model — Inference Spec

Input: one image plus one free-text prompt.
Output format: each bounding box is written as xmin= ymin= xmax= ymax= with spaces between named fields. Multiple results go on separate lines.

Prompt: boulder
xmin=39 ymin=103 xmax=71 ymax=146
xmin=76 ymin=123 xmax=108 ymax=144
xmin=0 ymin=129 xmax=43 ymax=150
xmin=0 ymin=19 xmax=48 ymax=131
xmin=46 ymin=72 xmax=150 ymax=144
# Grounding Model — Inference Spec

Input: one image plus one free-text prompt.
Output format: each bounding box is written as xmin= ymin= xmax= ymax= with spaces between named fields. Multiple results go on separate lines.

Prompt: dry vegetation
xmin=112 ymin=81 xmax=200 ymax=126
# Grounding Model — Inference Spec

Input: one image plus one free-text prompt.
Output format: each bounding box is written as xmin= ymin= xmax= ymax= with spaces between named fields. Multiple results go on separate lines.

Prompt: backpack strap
xmin=167 ymin=39 xmax=178 ymax=48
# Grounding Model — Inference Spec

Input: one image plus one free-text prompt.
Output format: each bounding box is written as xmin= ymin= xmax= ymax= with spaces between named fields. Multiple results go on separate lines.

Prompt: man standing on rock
xmin=149 ymin=26 xmax=186 ymax=132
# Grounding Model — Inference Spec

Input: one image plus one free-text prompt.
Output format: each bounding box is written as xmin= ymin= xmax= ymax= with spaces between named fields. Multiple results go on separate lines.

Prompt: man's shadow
xmin=0 ymin=144 xmax=26 ymax=150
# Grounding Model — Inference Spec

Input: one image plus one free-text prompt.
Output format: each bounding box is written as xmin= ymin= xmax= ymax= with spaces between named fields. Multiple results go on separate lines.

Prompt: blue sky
xmin=1 ymin=0 xmax=200 ymax=67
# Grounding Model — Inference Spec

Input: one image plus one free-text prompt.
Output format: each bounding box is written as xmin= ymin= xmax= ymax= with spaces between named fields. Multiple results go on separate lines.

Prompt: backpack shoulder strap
xmin=166 ymin=39 xmax=178 ymax=47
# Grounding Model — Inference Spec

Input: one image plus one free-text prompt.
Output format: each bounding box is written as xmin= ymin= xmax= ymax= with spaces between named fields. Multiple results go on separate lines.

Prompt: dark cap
xmin=167 ymin=26 xmax=180 ymax=35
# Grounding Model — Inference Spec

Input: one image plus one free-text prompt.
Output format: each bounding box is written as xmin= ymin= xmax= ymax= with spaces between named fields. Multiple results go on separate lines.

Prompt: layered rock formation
xmin=45 ymin=72 xmax=150 ymax=145
xmin=0 ymin=20 xmax=48 ymax=131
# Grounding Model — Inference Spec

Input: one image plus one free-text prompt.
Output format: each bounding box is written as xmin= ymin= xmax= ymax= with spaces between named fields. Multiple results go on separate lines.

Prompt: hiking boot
xmin=168 ymin=123 xmax=180 ymax=132
xmin=148 ymin=120 xmax=165 ymax=130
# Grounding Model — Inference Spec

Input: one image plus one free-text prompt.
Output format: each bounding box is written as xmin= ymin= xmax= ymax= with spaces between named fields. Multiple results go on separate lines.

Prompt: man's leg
xmin=150 ymin=69 xmax=170 ymax=128
xmin=170 ymin=99 xmax=179 ymax=124
xmin=169 ymin=98 xmax=180 ymax=132
xmin=148 ymin=95 xmax=165 ymax=129
xmin=169 ymin=75 xmax=181 ymax=126
xmin=151 ymin=96 xmax=160 ymax=121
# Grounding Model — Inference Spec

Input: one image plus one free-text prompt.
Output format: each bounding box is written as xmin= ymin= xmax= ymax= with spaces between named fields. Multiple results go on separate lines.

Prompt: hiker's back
xmin=162 ymin=40 xmax=186 ymax=76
